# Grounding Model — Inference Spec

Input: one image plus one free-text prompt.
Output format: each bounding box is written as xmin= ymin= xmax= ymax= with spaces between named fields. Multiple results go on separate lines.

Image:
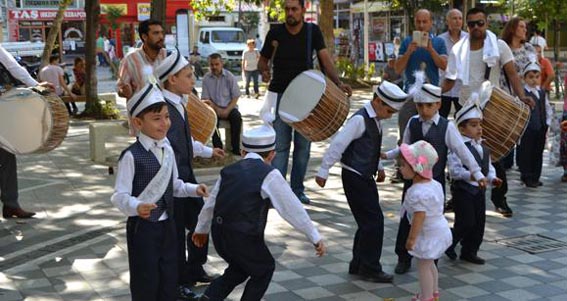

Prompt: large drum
xmin=482 ymin=86 xmax=530 ymax=161
xmin=0 ymin=87 xmax=69 ymax=155
xmin=278 ymin=70 xmax=349 ymax=142
xmin=185 ymin=93 xmax=217 ymax=144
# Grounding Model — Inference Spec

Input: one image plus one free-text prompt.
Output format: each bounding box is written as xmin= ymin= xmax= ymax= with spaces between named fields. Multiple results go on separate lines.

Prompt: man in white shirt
xmin=0 ymin=44 xmax=53 ymax=219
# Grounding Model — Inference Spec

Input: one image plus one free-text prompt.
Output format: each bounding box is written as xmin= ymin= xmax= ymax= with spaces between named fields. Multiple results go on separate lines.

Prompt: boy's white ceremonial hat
xmin=154 ymin=49 xmax=190 ymax=84
xmin=522 ymin=61 xmax=541 ymax=76
xmin=408 ymin=71 xmax=441 ymax=103
xmin=455 ymin=92 xmax=483 ymax=125
xmin=242 ymin=123 xmax=276 ymax=153
xmin=375 ymin=81 xmax=408 ymax=111
xmin=127 ymin=83 xmax=165 ymax=118
xmin=414 ymin=83 xmax=442 ymax=103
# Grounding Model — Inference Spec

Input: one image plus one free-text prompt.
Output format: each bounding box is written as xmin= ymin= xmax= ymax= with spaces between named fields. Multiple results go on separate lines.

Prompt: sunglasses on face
xmin=467 ymin=20 xmax=486 ymax=28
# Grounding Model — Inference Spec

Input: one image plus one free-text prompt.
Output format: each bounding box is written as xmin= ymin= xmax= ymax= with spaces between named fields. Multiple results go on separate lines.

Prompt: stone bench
xmin=89 ymin=121 xmax=129 ymax=164
xmin=61 ymin=92 xmax=117 ymax=105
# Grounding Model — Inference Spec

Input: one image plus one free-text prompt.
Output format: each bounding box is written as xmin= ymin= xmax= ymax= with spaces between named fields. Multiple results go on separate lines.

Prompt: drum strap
xmin=307 ymin=22 xmax=313 ymax=69
xmin=484 ymin=64 xmax=491 ymax=81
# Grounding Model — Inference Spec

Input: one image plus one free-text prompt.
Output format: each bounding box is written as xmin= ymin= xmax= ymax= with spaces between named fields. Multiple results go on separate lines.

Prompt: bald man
xmin=438 ymin=9 xmax=468 ymax=118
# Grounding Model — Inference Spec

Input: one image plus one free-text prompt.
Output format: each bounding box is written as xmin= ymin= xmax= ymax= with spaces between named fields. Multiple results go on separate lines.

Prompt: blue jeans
xmin=272 ymin=94 xmax=311 ymax=194
xmin=244 ymin=70 xmax=259 ymax=95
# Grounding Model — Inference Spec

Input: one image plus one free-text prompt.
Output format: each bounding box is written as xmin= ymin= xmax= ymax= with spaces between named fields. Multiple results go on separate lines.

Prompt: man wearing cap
xmin=154 ymin=51 xmax=225 ymax=297
xmin=383 ymin=80 xmax=487 ymax=274
xmin=111 ymin=82 xmax=208 ymax=301
xmin=315 ymin=81 xmax=408 ymax=283
xmin=192 ymin=124 xmax=325 ymax=300
xmin=201 ymin=53 xmax=242 ymax=155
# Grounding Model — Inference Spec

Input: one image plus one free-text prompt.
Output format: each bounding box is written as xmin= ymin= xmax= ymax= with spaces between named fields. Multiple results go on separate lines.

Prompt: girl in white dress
xmin=399 ymin=140 xmax=452 ymax=301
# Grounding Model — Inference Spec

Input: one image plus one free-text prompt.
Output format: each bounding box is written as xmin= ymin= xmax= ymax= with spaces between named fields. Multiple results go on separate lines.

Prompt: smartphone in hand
xmin=412 ymin=31 xmax=429 ymax=47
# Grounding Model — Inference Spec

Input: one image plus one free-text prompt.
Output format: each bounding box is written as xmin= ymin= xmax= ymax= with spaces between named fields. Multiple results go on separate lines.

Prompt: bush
xmin=82 ymin=99 xmax=121 ymax=120
xmin=336 ymin=57 xmax=374 ymax=81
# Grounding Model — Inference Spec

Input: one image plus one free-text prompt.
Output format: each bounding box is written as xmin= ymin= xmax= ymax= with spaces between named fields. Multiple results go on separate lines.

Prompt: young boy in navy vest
xmin=445 ymin=93 xmax=502 ymax=265
xmin=192 ymin=124 xmax=326 ymax=301
xmin=517 ymin=61 xmax=552 ymax=188
xmin=315 ymin=81 xmax=408 ymax=283
xmin=111 ymin=83 xmax=209 ymax=301
xmin=382 ymin=76 xmax=487 ymax=274
xmin=154 ymin=50 xmax=225 ymax=298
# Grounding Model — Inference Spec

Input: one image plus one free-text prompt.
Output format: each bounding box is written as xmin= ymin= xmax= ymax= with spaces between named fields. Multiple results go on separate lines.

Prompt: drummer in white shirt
xmin=315 ymin=81 xmax=408 ymax=283
xmin=0 ymin=44 xmax=53 ymax=219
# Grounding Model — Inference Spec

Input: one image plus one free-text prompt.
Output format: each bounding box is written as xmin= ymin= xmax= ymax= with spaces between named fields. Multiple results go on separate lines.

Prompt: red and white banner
xmin=9 ymin=9 xmax=86 ymax=21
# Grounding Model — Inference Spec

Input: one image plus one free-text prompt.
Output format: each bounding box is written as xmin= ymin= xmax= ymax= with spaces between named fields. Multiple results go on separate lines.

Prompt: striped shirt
xmin=117 ymin=47 xmax=167 ymax=98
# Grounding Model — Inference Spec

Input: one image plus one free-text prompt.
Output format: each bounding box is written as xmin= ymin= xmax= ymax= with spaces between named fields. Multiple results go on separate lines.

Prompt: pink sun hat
xmin=400 ymin=140 xmax=439 ymax=179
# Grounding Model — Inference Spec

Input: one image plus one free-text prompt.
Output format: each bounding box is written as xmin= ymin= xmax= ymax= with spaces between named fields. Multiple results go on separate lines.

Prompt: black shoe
xmin=348 ymin=260 xmax=359 ymax=275
xmin=445 ymin=247 xmax=457 ymax=260
xmin=189 ymin=272 xmax=218 ymax=284
xmin=524 ymin=181 xmax=538 ymax=188
xmin=178 ymin=285 xmax=199 ymax=300
xmin=536 ymin=181 xmax=543 ymax=186
xmin=460 ymin=254 xmax=485 ymax=265
xmin=358 ymin=268 xmax=393 ymax=283
xmin=296 ymin=192 xmax=310 ymax=205
xmin=394 ymin=261 xmax=411 ymax=274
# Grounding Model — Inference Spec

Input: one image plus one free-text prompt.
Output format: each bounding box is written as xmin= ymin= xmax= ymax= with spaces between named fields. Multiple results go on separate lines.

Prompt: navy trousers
xmin=204 ymin=224 xmax=275 ymax=301
xmin=0 ymin=148 xmax=19 ymax=208
xmin=341 ymin=168 xmax=385 ymax=272
xmin=127 ymin=217 xmax=177 ymax=301
xmin=451 ymin=183 xmax=486 ymax=255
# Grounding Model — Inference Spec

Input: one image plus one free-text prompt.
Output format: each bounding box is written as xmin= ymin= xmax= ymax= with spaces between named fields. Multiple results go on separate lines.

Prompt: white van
xmin=197 ymin=27 xmax=247 ymax=64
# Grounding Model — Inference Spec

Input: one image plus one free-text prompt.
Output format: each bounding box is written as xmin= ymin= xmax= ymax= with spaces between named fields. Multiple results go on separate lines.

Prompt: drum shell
xmin=481 ymin=87 xmax=530 ymax=161
xmin=186 ymin=93 xmax=217 ymax=144
xmin=279 ymin=72 xmax=349 ymax=142
xmin=0 ymin=88 xmax=69 ymax=155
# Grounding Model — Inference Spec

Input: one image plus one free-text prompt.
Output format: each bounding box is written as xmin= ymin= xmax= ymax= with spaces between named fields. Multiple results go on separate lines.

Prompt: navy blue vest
xmin=165 ymin=99 xmax=196 ymax=183
xmin=121 ymin=141 xmax=174 ymax=221
xmin=340 ymin=108 xmax=382 ymax=178
xmin=409 ymin=117 xmax=448 ymax=183
xmin=214 ymin=158 xmax=275 ymax=236
xmin=453 ymin=141 xmax=490 ymax=193
xmin=524 ymin=88 xmax=547 ymax=131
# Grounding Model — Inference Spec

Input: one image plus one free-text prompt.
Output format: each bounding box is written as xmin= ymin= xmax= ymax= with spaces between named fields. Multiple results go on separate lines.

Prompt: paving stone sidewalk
xmin=1 ymin=70 xmax=566 ymax=300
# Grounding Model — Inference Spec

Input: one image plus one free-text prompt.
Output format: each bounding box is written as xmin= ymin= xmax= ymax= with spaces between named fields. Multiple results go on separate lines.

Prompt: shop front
xmin=7 ymin=9 xmax=87 ymax=54
xmin=350 ymin=1 xmax=406 ymax=63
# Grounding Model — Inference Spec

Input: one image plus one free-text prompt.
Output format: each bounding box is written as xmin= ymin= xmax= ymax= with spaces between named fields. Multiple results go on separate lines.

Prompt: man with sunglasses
xmin=442 ymin=7 xmax=534 ymax=220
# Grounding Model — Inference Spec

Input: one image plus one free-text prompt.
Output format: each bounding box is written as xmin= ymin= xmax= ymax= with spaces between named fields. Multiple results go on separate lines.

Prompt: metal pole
xmin=237 ymin=0 xmax=242 ymax=28
xmin=364 ymin=0 xmax=369 ymax=69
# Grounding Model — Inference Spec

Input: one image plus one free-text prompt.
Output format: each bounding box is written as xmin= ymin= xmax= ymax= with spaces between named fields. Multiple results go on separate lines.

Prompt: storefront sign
xmin=138 ymin=3 xmax=151 ymax=21
xmin=9 ymin=9 xmax=86 ymax=21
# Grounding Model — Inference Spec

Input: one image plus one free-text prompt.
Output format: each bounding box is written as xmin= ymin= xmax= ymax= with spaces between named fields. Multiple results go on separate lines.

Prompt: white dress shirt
xmin=162 ymin=90 xmax=213 ymax=158
xmin=195 ymin=153 xmax=322 ymax=244
xmin=448 ymin=136 xmax=496 ymax=187
xmin=111 ymin=133 xmax=200 ymax=219
xmin=318 ymin=102 xmax=384 ymax=179
xmin=385 ymin=113 xmax=485 ymax=181
xmin=0 ymin=45 xmax=39 ymax=87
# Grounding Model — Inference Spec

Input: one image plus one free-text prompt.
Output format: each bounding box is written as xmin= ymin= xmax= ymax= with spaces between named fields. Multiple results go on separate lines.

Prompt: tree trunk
xmin=151 ymin=0 xmax=166 ymax=24
xmin=85 ymin=0 xmax=100 ymax=104
xmin=319 ymin=0 xmax=335 ymax=58
xmin=40 ymin=0 xmax=73 ymax=67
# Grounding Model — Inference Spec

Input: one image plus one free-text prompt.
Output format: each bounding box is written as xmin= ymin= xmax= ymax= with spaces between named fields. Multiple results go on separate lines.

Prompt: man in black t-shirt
xmin=258 ymin=0 xmax=351 ymax=205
